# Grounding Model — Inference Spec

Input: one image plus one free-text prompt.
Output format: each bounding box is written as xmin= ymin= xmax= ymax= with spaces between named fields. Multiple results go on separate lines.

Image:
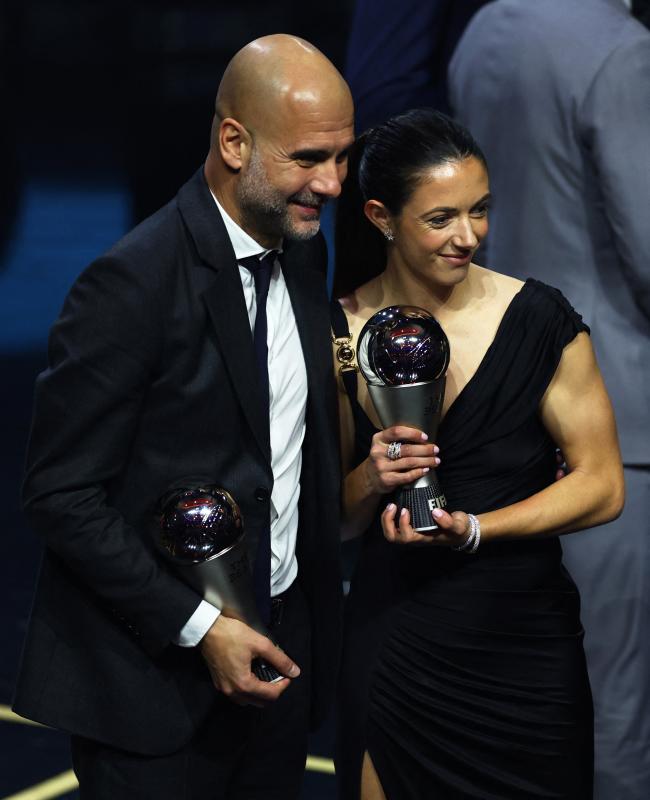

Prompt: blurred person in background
xmin=344 ymin=0 xmax=491 ymax=132
xmin=449 ymin=1 xmax=650 ymax=796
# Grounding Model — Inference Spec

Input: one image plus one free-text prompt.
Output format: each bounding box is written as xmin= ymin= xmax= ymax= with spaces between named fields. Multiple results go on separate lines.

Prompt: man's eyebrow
xmin=289 ymin=148 xmax=331 ymax=162
xmin=289 ymin=145 xmax=352 ymax=162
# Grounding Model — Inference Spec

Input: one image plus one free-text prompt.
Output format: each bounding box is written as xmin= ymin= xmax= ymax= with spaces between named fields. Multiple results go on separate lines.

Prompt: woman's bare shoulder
xmin=471 ymin=264 xmax=525 ymax=305
xmin=338 ymin=293 xmax=359 ymax=314
xmin=337 ymin=277 xmax=384 ymax=331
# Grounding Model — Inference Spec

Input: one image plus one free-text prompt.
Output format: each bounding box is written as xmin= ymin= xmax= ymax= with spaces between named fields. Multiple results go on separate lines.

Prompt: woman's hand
xmin=381 ymin=504 xmax=473 ymax=549
xmin=363 ymin=425 xmax=440 ymax=496
xmin=341 ymin=425 xmax=440 ymax=542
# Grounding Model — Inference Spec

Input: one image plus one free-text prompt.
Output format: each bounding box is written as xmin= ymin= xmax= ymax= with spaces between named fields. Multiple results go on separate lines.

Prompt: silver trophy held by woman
xmin=358 ymin=306 xmax=450 ymax=532
xmin=154 ymin=485 xmax=282 ymax=683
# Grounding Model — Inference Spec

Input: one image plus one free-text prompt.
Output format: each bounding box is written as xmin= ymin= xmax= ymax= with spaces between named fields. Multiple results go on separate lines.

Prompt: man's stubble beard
xmin=236 ymin=147 xmax=322 ymax=242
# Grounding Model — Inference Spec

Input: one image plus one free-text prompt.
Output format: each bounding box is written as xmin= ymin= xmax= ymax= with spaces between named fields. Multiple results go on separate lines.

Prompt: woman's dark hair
xmin=333 ymin=109 xmax=487 ymax=298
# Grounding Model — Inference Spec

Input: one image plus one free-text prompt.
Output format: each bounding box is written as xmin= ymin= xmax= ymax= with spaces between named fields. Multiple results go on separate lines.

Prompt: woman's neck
xmin=377 ymin=259 xmax=472 ymax=313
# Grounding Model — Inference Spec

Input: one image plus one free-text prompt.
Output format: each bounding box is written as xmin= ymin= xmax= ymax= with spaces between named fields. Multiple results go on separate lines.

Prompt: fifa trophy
xmin=358 ymin=306 xmax=450 ymax=531
xmin=154 ymin=484 xmax=282 ymax=682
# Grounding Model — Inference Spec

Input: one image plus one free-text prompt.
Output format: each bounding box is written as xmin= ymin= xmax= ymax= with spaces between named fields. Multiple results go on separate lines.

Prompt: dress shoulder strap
xmin=330 ymin=296 xmax=351 ymax=338
xmin=330 ymin=298 xmax=360 ymax=404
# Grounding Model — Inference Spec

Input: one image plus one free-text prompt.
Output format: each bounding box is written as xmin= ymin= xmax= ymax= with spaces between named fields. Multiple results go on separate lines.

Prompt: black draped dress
xmin=336 ymin=280 xmax=594 ymax=800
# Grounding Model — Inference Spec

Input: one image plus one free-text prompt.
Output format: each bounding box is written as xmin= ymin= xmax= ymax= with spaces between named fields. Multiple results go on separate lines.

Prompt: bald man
xmin=13 ymin=35 xmax=354 ymax=799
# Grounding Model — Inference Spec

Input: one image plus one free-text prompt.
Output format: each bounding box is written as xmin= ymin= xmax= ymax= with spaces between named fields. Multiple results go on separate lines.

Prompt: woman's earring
xmin=383 ymin=229 xmax=394 ymax=242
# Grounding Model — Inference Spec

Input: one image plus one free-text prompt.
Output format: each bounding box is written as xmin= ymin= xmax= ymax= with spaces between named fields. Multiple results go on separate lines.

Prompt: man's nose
xmin=310 ymin=160 xmax=345 ymax=199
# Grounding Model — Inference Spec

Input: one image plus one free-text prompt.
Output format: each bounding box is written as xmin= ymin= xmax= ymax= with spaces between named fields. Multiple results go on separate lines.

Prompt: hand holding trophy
xmin=153 ymin=485 xmax=282 ymax=683
xmin=358 ymin=306 xmax=450 ymax=532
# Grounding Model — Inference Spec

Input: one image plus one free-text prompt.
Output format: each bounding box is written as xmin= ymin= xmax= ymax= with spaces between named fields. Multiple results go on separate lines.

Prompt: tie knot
xmin=241 ymin=252 xmax=276 ymax=299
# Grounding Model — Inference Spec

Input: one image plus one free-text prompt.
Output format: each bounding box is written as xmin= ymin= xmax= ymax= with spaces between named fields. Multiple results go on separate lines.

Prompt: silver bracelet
xmin=468 ymin=514 xmax=481 ymax=553
xmin=453 ymin=514 xmax=481 ymax=554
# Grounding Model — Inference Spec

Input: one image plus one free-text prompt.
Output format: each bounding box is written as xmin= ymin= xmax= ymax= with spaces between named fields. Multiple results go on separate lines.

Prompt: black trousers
xmin=71 ymin=581 xmax=311 ymax=800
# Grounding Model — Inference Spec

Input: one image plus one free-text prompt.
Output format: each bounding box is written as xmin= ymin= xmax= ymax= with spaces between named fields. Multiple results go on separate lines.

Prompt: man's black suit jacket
xmin=13 ymin=168 xmax=342 ymax=756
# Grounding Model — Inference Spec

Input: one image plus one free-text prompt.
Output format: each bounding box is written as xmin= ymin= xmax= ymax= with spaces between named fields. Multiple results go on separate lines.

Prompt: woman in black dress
xmin=332 ymin=109 xmax=624 ymax=799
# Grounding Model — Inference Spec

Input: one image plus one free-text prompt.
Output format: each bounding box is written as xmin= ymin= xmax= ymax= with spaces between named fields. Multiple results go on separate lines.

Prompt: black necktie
xmin=243 ymin=253 xmax=275 ymax=413
xmin=241 ymin=251 xmax=276 ymax=624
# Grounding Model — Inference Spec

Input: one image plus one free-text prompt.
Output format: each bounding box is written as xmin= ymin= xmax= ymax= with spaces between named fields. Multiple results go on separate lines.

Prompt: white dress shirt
xmin=175 ymin=194 xmax=308 ymax=646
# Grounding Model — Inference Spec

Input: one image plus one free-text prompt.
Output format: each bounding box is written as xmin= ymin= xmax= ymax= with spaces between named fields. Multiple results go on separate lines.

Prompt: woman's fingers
xmin=381 ymin=505 xmax=440 ymax=545
xmin=381 ymin=503 xmax=400 ymax=542
xmin=430 ymin=508 xmax=456 ymax=528
xmin=384 ymin=443 xmax=440 ymax=460
xmin=383 ymin=504 xmax=418 ymax=543
xmin=367 ymin=428 xmax=440 ymax=494
xmin=370 ymin=441 xmax=438 ymax=463
xmin=379 ymin=456 xmax=437 ymax=473
xmin=432 ymin=509 xmax=472 ymax=544
xmin=382 ymin=504 xmax=473 ymax=549
xmin=371 ymin=430 xmax=438 ymax=455
xmin=369 ymin=465 xmax=433 ymax=493
xmin=382 ymin=425 xmax=430 ymax=443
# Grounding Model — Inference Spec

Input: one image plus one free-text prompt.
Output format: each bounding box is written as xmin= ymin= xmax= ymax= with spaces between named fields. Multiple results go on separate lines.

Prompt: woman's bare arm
xmin=383 ymin=333 xmax=624 ymax=546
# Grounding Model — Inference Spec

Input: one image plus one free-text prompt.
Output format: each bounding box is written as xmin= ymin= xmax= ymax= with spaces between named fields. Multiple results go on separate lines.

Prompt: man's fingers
xmin=256 ymin=638 xmax=301 ymax=679
xmin=200 ymin=617 xmax=298 ymax=707
xmin=227 ymin=672 xmax=290 ymax=707
xmin=220 ymin=647 xmax=292 ymax=705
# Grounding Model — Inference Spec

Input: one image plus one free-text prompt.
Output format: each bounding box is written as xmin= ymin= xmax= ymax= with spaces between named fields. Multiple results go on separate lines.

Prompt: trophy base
xmin=397 ymin=477 xmax=447 ymax=532
xmin=252 ymin=658 xmax=283 ymax=683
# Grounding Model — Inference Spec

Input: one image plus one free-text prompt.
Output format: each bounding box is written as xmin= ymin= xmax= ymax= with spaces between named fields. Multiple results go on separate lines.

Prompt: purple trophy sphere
xmin=358 ymin=306 xmax=450 ymax=386
xmin=156 ymin=486 xmax=243 ymax=565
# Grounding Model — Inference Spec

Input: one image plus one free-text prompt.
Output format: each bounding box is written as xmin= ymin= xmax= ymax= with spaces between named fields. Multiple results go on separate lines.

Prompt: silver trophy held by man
xmin=153 ymin=485 xmax=282 ymax=683
xmin=358 ymin=305 xmax=450 ymax=532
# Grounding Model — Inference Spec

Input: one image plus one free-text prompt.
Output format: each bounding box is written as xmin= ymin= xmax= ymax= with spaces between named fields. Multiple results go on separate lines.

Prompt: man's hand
xmin=199 ymin=615 xmax=300 ymax=707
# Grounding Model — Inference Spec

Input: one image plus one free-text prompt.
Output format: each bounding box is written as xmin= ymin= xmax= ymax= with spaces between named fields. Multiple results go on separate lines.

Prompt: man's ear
xmin=364 ymin=199 xmax=393 ymax=237
xmin=218 ymin=117 xmax=251 ymax=172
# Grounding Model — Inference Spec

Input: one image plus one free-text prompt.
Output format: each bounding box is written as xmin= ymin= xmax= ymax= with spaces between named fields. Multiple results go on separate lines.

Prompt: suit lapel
xmin=177 ymin=169 xmax=271 ymax=463
xmin=201 ymin=274 xmax=271 ymax=461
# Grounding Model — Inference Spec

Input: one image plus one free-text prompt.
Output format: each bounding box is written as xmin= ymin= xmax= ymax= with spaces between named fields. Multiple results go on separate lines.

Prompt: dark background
xmin=0 ymin=2 xmax=353 ymax=797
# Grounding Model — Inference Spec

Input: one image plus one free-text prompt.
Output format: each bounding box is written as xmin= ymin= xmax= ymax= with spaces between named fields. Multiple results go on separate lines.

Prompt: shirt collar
xmin=210 ymin=190 xmax=282 ymax=262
